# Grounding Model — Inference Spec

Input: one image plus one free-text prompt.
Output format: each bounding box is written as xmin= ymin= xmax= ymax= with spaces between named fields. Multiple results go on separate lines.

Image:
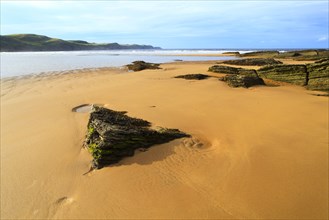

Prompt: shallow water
xmin=72 ymin=104 xmax=93 ymax=113
xmin=0 ymin=50 xmax=240 ymax=78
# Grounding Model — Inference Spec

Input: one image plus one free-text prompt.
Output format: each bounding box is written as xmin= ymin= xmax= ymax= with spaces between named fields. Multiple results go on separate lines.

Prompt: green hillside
xmin=0 ymin=34 xmax=160 ymax=52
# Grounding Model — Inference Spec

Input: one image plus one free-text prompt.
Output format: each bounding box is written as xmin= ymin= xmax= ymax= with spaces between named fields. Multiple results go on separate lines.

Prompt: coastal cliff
xmin=0 ymin=34 xmax=161 ymax=52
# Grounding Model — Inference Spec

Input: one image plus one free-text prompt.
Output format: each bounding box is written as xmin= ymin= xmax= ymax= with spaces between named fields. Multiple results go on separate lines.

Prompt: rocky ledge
xmin=208 ymin=65 xmax=257 ymax=75
xmin=209 ymin=59 xmax=328 ymax=91
xmin=240 ymin=49 xmax=329 ymax=61
xmin=219 ymin=75 xmax=265 ymax=88
xmin=258 ymin=60 xmax=329 ymax=91
xmin=209 ymin=65 xmax=265 ymax=88
xmin=223 ymin=58 xmax=283 ymax=66
xmin=126 ymin=61 xmax=161 ymax=71
xmin=85 ymin=106 xmax=189 ymax=169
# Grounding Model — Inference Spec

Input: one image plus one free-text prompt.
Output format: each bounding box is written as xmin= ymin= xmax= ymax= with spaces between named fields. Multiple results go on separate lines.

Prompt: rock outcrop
xmin=258 ymin=64 xmax=308 ymax=86
xmin=209 ymin=64 xmax=265 ymax=88
xmin=306 ymin=60 xmax=329 ymax=91
xmin=174 ymin=74 xmax=210 ymax=80
xmin=238 ymin=68 xmax=258 ymax=76
xmin=256 ymin=61 xmax=329 ymax=91
xmin=223 ymin=58 xmax=282 ymax=66
xmin=239 ymin=49 xmax=329 ymax=61
xmin=208 ymin=65 xmax=258 ymax=76
xmin=85 ymin=106 xmax=189 ymax=169
xmin=219 ymin=75 xmax=265 ymax=88
xmin=208 ymin=65 xmax=240 ymax=74
xmin=126 ymin=61 xmax=161 ymax=71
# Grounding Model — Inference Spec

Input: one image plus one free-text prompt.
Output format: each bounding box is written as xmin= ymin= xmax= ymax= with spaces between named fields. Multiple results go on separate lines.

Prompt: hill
xmin=0 ymin=34 xmax=161 ymax=52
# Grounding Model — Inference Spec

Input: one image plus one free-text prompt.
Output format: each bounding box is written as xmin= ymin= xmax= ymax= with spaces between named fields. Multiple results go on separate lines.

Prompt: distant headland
xmin=0 ymin=34 xmax=161 ymax=52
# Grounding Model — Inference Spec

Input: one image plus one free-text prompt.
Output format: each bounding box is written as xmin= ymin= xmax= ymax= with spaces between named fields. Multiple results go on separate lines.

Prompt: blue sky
xmin=1 ymin=0 xmax=328 ymax=49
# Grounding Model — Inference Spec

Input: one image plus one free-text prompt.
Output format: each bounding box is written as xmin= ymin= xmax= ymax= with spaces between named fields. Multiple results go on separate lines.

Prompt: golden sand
xmin=1 ymin=61 xmax=328 ymax=219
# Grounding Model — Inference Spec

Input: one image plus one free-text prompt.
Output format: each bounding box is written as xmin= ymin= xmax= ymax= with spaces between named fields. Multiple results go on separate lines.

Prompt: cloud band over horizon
xmin=1 ymin=0 xmax=328 ymax=49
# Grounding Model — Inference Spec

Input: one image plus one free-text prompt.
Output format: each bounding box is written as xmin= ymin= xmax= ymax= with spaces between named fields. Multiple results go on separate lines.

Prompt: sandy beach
xmin=1 ymin=61 xmax=328 ymax=219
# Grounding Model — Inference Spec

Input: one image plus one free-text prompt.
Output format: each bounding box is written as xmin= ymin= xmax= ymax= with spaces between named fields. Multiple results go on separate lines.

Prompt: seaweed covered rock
xmin=219 ymin=74 xmax=265 ymax=88
xmin=258 ymin=64 xmax=308 ymax=86
xmin=208 ymin=65 xmax=258 ymax=76
xmin=85 ymin=106 xmax=189 ymax=169
xmin=239 ymin=49 xmax=329 ymax=61
xmin=126 ymin=61 xmax=161 ymax=71
xmin=208 ymin=65 xmax=240 ymax=74
xmin=276 ymin=50 xmax=329 ymax=61
xmin=223 ymin=58 xmax=282 ymax=66
xmin=238 ymin=68 xmax=258 ymax=76
xmin=174 ymin=74 xmax=210 ymax=80
xmin=306 ymin=60 xmax=329 ymax=91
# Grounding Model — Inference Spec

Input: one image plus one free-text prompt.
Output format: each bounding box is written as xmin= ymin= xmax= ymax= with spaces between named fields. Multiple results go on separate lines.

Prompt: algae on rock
xmin=85 ymin=106 xmax=189 ymax=169
xmin=306 ymin=60 xmax=329 ymax=91
xmin=126 ymin=61 xmax=161 ymax=71
xmin=223 ymin=58 xmax=282 ymax=66
xmin=208 ymin=65 xmax=241 ymax=74
xmin=219 ymin=75 xmax=265 ymax=88
xmin=258 ymin=64 xmax=308 ymax=86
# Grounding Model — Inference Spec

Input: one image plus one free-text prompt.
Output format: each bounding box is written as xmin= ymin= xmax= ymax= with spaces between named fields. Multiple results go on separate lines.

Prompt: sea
xmin=0 ymin=49 xmax=254 ymax=78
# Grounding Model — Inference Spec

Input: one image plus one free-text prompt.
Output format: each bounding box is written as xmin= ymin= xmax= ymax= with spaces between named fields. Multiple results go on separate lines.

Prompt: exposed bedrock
xmin=85 ymin=106 xmax=189 ymax=169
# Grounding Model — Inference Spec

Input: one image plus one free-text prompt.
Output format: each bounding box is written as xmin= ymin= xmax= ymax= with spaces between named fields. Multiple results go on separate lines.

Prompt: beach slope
xmin=1 ymin=61 xmax=328 ymax=219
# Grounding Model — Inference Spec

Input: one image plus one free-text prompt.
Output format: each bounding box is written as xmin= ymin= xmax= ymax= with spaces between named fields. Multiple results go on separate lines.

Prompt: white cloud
xmin=318 ymin=36 xmax=328 ymax=41
xmin=2 ymin=0 xmax=63 ymax=9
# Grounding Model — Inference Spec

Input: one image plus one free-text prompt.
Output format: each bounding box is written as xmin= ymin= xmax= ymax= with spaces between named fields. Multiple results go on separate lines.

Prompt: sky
xmin=1 ymin=0 xmax=328 ymax=49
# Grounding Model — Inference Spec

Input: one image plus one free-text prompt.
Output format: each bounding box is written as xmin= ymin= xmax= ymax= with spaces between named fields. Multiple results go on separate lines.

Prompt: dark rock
xmin=239 ymin=49 xmax=329 ymax=61
xmin=314 ymin=58 xmax=329 ymax=64
xmin=306 ymin=60 xmax=329 ymax=91
xmin=85 ymin=106 xmax=189 ymax=169
xmin=276 ymin=50 xmax=329 ymax=61
xmin=208 ymin=65 xmax=258 ymax=77
xmin=258 ymin=64 xmax=308 ymax=86
xmin=174 ymin=74 xmax=210 ymax=80
xmin=208 ymin=65 xmax=240 ymax=74
xmin=238 ymin=68 xmax=258 ymax=76
xmin=223 ymin=58 xmax=282 ymax=66
xmin=219 ymin=74 xmax=265 ymax=88
xmin=222 ymin=52 xmax=240 ymax=56
xmin=126 ymin=61 xmax=161 ymax=71
xmin=240 ymin=51 xmax=280 ymax=57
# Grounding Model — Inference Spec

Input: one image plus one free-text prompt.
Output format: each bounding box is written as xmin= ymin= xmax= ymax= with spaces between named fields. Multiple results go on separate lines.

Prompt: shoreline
xmin=1 ymin=59 xmax=328 ymax=219
xmin=0 ymin=59 xmax=233 ymax=80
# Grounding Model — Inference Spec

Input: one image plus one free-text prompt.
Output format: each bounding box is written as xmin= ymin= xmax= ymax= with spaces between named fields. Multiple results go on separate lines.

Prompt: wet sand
xmin=1 ymin=61 xmax=328 ymax=219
